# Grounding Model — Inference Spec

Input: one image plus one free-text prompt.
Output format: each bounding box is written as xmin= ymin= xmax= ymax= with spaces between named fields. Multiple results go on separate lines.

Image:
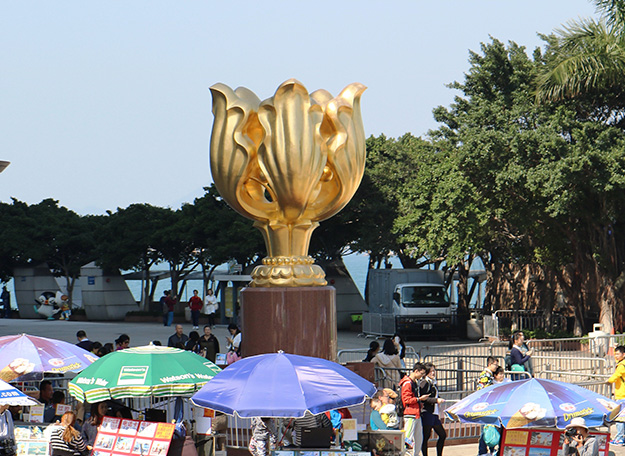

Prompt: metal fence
xmin=337 ymin=347 xmax=419 ymax=367
xmin=362 ymin=314 xmax=396 ymax=337
xmin=483 ymin=310 xmax=568 ymax=340
xmin=223 ymin=392 xmax=485 ymax=448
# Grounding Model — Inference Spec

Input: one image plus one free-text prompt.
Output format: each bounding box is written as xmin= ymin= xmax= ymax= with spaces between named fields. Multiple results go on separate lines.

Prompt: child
xmin=59 ymin=302 xmax=71 ymax=320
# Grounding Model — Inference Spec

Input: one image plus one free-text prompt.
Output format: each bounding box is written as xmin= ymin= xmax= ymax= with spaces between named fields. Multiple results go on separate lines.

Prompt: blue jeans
xmin=615 ymin=422 xmax=625 ymax=442
xmin=612 ymin=399 xmax=625 ymax=443
xmin=164 ymin=311 xmax=174 ymax=326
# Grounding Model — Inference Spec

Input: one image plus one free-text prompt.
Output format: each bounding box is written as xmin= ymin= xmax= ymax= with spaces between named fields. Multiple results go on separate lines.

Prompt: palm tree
xmin=536 ymin=0 xmax=625 ymax=123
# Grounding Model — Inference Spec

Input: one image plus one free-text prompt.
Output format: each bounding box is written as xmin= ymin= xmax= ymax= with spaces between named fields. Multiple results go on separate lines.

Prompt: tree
xmin=97 ymin=204 xmax=171 ymax=310
xmin=19 ymin=199 xmax=98 ymax=306
xmin=150 ymin=207 xmax=199 ymax=301
xmin=536 ymin=1 xmax=625 ymax=127
xmin=181 ymin=185 xmax=264 ymax=293
xmin=430 ymin=37 xmax=625 ymax=333
xmin=0 ymin=200 xmax=34 ymax=282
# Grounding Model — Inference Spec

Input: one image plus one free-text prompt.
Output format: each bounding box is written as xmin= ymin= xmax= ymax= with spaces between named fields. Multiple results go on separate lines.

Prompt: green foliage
xmin=0 ymin=198 xmax=99 ymax=304
xmin=182 ymin=185 xmax=264 ymax=269
xmin=536 ymin=1 xmax=625 ymax=126
xmin=97 ymin=203 xmax=170 ymax=273
xmin=523 ymin=328 xmax=576 ymax=340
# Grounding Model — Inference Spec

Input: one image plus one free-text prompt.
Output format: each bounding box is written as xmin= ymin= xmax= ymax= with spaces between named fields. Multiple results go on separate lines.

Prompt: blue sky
xmin=0 ymin=1 xmax=597 ymax=215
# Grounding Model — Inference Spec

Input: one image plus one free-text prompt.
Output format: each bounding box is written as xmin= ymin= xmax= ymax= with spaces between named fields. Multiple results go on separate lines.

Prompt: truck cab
xmin=362 ymin=269 xmax=458 ymax=337
xmin=392 ymin=283 xmax=454 ymax=334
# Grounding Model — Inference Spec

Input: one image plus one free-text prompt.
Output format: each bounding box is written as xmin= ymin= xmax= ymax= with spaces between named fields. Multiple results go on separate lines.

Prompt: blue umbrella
xmin=190 ymin=351 xmax=376 ymax=418
xmin=0 ymin=379 xmax=40 ymax=406
xmin=445 ymin=378 xmax=621 ymax=429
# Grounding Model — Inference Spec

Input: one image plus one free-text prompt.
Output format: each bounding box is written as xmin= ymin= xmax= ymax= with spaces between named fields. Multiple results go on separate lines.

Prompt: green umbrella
xmin=68 ymin=344 xmax=221 ymax=403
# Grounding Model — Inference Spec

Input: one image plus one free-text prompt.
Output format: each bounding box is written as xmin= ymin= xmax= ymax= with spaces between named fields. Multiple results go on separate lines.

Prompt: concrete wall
xmin=323 ymin=260 xmax=368 ymax=330
xmin=80 ymin=262 xmax=138 ymax=320
xmin=13 ymin=265 xmax=61 ymax=319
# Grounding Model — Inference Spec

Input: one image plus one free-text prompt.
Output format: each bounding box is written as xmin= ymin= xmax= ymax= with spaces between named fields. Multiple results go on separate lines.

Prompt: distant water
xmin=136 ymin=252 xmax=375 ymax=302
xmin=3 ymin=253 xmax=373 ymax=305
xmin=3 ymin=253 xmax=485 ymax=307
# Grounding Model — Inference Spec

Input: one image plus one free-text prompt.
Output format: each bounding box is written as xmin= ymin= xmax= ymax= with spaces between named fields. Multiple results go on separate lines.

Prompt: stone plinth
xmin=240 ymin=286 xmax=337 ymax=361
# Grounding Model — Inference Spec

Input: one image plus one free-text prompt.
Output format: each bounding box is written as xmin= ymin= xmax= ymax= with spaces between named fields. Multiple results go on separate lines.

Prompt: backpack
xmin=483 ymin=424 xmax=500 ymax=448
xmin=504 ymin=352 xmax=512 ymax=371
xmin=395 ymin=394 xmax=405 ymax=417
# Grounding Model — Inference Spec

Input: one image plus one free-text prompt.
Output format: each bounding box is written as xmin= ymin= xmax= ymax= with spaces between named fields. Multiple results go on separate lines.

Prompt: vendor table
xmin=501 ymin=427 xmax=610 ymax=456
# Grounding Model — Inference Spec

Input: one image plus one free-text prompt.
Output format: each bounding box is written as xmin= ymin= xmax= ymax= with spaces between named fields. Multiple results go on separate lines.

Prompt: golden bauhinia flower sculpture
xmin=209 ymin=79 xmax=367 ymax=287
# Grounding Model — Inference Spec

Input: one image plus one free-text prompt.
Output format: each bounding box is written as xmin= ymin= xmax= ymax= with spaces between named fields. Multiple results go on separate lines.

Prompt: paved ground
xmin=442 ymin=441 xmax=623 ymax=456
xmin=0 ymin=317 xmax=477 ymax=351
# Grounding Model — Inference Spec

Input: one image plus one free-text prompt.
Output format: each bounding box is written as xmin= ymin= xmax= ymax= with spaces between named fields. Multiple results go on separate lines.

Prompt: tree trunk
xmin=456 ymin=261 xmax=469 ymax=314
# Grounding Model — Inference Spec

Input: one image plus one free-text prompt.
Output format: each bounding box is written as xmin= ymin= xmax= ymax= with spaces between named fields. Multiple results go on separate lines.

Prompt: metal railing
xmin=337 ymin=346 xmax=419 ymax=366
xmin=484 ymin=310 xmax=568 ymax=340
xmin=418 ymin=340 xmax=509 ymax=360
xmin=222 ymin=392 xmax=484 ymax=450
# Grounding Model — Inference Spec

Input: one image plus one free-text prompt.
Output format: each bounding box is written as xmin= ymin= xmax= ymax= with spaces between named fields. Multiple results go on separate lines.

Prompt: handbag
xmin=226 ymin=350 xmax=241 ymax=365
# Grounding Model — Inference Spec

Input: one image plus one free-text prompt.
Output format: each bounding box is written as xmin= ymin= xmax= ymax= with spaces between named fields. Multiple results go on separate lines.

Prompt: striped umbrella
xmin=68 ymin=345 xmax=220 ymax=403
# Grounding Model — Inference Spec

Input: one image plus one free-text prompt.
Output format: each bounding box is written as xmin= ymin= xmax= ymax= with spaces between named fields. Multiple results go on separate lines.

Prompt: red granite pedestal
xmin=239 ymin=286 xmax=337 ymax=361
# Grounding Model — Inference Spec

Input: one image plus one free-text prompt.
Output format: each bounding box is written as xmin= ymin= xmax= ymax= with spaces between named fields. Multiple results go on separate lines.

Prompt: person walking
xmin=198 ymin=325 xmax=220 ymax=363
xmin=188 ymin=290 xmax=203 ymax=330
xmin=400 ymin=362 xmax=428 ymax=454
xmin=608 ymin=345 xmax=625 ymax=445
xmin=50 ymin=411 xmax=88 ymax=456
xmin=419 ymin=363 xmax=446 ymax=456
xmin=162 ymin=290 xmax=177 ymax=327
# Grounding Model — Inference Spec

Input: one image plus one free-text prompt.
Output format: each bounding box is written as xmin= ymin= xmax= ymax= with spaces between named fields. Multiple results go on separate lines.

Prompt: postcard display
xmin=92 ymin=417 xmax=176 ymax=456
xmin=15 ymin=424 xmax=49 ymax=456
xmin=501 ymin=428 xmax=610 ymax=456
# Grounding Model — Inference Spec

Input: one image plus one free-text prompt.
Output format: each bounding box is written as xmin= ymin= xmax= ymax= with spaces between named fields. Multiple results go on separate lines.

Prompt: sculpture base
xmin=240 ymin=286 xmax=337 ymax=361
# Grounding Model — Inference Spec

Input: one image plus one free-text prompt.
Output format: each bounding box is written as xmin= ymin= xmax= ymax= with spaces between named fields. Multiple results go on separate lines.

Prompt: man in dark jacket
xmin=168 ymin=325 xmax=188 ymax=348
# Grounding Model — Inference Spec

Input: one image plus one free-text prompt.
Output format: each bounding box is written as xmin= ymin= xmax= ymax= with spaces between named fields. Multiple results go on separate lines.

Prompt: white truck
xmin=362 ymin=268 xmax=457 ymax=337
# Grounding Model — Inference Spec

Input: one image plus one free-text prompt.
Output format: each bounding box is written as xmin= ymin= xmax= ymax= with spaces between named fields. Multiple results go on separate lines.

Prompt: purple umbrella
xmin=0 ymin=334 xmax=97 ymax=381
xmin=191 ymin=351 xmax=376 ymax=418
